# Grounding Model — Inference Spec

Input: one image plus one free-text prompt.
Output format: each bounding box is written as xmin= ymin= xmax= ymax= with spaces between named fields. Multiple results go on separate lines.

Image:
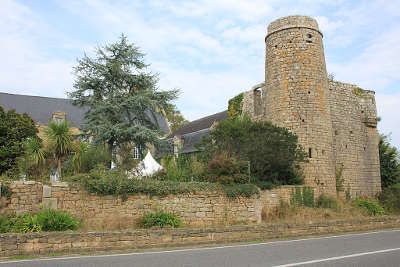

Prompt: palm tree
xmin=45 ymin=120 xmax=74 ymax=177
xmin=25 ymin=137 xmax=46 ymax=166
xmin=21 ymin=137 xmax=46 ymax=178
xmin=72 ymin=140 xmax=88 ymax=174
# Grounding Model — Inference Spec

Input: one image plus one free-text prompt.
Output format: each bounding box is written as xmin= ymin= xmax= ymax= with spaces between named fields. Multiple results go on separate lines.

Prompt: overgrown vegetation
xmin=290 ymin=187 xmax=315 ymax=207
xmin=0 ymin=107 xmax=38 ymax=176
xmin=137 ymin=211 xmax=182 ymax=228
xmin=67 ymin=169 xmax=259 ymax=199
xmin=0 ymin=208 xmax=79 ymax=233
xmin=316 ymin=194 xmax=338 ymax=210
xmin=335 ymin=164 xmax=345 ymax=195
xmin=0 ymin=183 xmax=12 ymax=199
xmin=353 ymin=198 xmax=384 ymax=216
xmin=379 ymin=134 xmax=400 ymax=188
xmin=379 ymin=183 xmax=400 ymax=214
xmin=201 ymin=116 xmax=307 ymax=188
xmin=227 ymin=93 xmax=244 ymax=119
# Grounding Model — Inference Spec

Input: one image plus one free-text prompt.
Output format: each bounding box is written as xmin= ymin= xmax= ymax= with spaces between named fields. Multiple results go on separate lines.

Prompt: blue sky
xmin=1 ymin=0 xmax=400 ymax=147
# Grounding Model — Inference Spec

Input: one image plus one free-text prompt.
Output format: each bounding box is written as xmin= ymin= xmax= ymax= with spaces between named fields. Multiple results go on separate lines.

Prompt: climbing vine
xmin=335 ymin=163 xmax=345 ymax=195
xmin=228 ymin=93 xmax=244 ymax=119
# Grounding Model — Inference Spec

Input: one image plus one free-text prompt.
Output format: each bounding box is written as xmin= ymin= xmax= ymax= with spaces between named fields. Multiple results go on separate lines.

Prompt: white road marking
xmin=1 ymin=229 xmax=399 ymax=264
xmin=272 ymin=247 xmax=400 ymax=267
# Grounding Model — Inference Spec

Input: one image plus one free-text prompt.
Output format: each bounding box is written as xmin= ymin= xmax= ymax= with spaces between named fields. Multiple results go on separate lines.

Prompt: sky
xmin=1 ymin=0 xmax=399 ymax=148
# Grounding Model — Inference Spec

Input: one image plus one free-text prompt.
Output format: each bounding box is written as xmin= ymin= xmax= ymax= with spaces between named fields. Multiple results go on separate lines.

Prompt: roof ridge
xmin=0 ymin=91 xmax=70 ymax=101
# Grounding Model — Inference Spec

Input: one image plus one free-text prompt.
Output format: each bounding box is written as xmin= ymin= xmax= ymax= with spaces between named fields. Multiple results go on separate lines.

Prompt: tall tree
xmin=45 ymin=120 xmax=74 ymax=177
xmin=379 ymin=134 xmax=400 ymax=188
xmin=0 ymin=107 xmax=38 ymax=176
xmin=165 ymin=104 xmax=189 ymax=133
xmin=68 ymin=34 xmax=178 ymax=163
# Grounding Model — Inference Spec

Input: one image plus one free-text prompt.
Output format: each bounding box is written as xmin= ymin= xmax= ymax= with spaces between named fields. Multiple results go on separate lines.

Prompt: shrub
xmin=36 ymin=208 xmax=79 ymax=231
xmin=0 ymin=215 xmax=11 ymax=233
xmin=201 ymin=116 xmax=306 ymax=185
xmin=1 ymin=183 xmax=12 ymax=199
xmin=76 ymin=169 xmax=258 ymax=199
xmin=137 ymin=211 xmax=182 ymax=228
xmin=317 ymin=194 xmax=338 ymax=210
xmin=222 ymin=184 xmax=259 ymax=198
xmin=354 ymin=199 xmax=384 ymax=216
xmin=379 ymin=183 xmax=400 ymax=213
xmin=0 ymin=209 xmax=78 ymax=233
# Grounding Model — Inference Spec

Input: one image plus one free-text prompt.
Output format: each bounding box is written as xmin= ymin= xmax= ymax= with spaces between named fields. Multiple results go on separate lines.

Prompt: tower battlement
xmin=267 ymin=15 xmax=322 ymax=38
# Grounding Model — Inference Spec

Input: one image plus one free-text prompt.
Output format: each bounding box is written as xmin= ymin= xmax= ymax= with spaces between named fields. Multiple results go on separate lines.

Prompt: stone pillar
xmin=264 ymin=16 xmax=336 ymax=194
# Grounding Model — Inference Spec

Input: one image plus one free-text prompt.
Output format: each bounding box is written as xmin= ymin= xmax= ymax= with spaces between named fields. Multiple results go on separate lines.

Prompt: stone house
xmin=0 ymin=92 xmax=170 ymax=160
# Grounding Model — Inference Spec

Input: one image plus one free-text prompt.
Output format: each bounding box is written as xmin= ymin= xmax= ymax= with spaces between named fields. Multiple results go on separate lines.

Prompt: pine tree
xmin=68 ymin=34 xmax=178 ymax=163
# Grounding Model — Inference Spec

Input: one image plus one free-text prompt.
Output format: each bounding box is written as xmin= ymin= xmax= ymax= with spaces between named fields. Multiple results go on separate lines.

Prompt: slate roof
xmin=170 ymin=110 xmax=228 ymax=137
xmin=180 ymin=128 xmax=210 ymax=153
xmin=0 ymin=92 xmax=170 ymax=134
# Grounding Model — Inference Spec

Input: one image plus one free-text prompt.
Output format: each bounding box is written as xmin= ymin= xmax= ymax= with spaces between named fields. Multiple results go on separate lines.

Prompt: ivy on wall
xmin=228 ymin=93 xmax=244 ymax=119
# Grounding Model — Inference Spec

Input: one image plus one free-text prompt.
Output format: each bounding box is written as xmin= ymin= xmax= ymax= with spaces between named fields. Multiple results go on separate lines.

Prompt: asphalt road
xmin=1 ymin=229 xmax=400 ymax=267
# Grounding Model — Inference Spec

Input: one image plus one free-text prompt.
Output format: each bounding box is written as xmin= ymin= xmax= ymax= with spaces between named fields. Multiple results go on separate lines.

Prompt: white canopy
xmin=135 ymin=151 xmax=163 ymax=177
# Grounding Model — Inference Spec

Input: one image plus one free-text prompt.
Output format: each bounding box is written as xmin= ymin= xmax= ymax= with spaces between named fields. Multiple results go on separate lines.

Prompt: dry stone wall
xmin=44 ymin=182 xmax=261 ymax=229
xmin=1 ymin=216 xmax=399 ymax=257
xmin=0 ymin=181 xmax=42 ymax=215
xmin=0 ymin=182 xmax=311 ymax=229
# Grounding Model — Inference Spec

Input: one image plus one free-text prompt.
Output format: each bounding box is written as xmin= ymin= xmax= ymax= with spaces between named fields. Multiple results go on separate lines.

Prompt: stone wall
xmin=0 ymin=182 xmax=311 ymax=229
xmin=43 ymin=182 xmax=261 ymax=229
xmin=1 ymin=216 xmax=399 ymax=257
xmin=0 ymin=181 xmax=42 ymax=215
xmin=328 ymin=81 xmax=381 ymax=197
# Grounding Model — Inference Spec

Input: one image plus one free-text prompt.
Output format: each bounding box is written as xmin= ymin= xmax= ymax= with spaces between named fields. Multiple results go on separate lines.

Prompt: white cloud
xmin=0 ymin=0 xmax=399 ymax=147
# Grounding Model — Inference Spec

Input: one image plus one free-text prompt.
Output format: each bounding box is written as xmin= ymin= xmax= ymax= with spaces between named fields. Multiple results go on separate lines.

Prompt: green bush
xmin=75 ymin=169 xmax=258 ymax=199
xmin=354 ymin=199 xmax=384 ymax=216
xmin=201 ymin=116 xmax=306 ymax=186
xmin=0 ymin=209 xmax=78 ymax=233
xmin=317 ymin=194 xmax=338 ymax=210
xmin=379 ymin=183 xmax=400 ymax=213
xmin=138 ymin=211 xmax=182 ymax=228
xmin=36 ymin=208 xmax=79 ymax=231
xmin=1 ymin=183 xmax=12 ymax=199
xmin=0 ymin=215 xmax=11 ymax=233
xmin=222 ymin=184 xmax=260 ymax=198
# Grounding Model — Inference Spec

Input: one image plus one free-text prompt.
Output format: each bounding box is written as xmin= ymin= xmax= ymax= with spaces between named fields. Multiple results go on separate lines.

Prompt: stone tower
xmin=263 ymin=15 xmax=336 ymax=194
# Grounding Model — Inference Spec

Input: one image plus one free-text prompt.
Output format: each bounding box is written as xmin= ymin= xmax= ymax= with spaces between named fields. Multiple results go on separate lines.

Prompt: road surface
xmin=1 ymin=229 xmax=400 ymax=267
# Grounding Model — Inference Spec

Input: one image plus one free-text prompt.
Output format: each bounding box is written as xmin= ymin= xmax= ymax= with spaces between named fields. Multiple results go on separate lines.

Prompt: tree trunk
xmin=57 ymin=158 xmax=62 ymax=178
xmin=108 ymin=140 xmax=114 ymax=169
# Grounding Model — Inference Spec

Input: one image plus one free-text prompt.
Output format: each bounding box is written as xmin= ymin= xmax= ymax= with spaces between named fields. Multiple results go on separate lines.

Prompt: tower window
xmin=307 ymin=33 xmax=312 ymax=38
xmin=334 ymin=130 xmax=338 ymax=135
xmin=308 ymin=148 xmax=312 ymax=158
xmin=302 ymin=119 xmax=305 ymax=122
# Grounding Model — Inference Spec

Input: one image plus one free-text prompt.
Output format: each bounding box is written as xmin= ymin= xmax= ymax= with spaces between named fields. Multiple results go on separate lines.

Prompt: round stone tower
xmin=263 ymin=15 xmax=336 ymax=194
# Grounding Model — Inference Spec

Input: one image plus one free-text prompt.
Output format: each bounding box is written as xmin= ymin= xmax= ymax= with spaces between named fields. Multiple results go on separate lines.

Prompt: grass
xmin=263 ymin=197 xmax=369 ymax=224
